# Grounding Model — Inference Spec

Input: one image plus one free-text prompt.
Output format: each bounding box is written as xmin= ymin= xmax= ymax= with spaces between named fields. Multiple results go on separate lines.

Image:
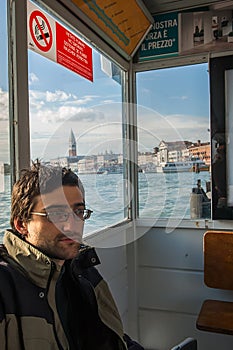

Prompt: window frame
xmin=8 ymin=0 xmax=134 ymax=232
xmin=133 ymin=52 xmax=233 ymax=230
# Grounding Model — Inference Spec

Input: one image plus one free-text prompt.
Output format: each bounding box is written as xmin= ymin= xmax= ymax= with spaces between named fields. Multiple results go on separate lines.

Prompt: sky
xmin=0 ymin=0 xmax=210 ymax=163
xmin=136 ymin=63 xmax=210 ymax=150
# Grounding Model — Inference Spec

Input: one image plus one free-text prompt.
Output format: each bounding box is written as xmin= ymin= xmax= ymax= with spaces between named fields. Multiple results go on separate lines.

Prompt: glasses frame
xmin=30 ymin=208 xmax=93 ymax=223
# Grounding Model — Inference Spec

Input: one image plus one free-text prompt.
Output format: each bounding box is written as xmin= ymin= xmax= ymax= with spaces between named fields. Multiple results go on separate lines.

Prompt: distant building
xmin=188 ymin=140 xmax=211 ymax=164
xmin=69 ymin=129 xmax=77 ymax=157
xmin=138 ymin=152 xmax=157 ymax=166
xmin=158 ymin=140 xmax=193 ymax=164
xmin=78 ymin=156 xmax=97 ymax=174
xmin=50 ymin=157 xmax=69 ymax=168
xmin=50 ymin=130 xmax=83 ymax=169
xmin=96 ymin=152 xmax=118 ymax=167
xmin=156 ymin=140 xmax=210 ymax=165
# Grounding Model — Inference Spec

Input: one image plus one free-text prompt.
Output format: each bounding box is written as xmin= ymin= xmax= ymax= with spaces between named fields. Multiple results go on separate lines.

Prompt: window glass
xmin=0 ymin=0 xmax=10 ymax=243
xmin=28 ymin=2 xmax=126 ymax=234
xmin=136 ymin=64 xmax=211 ymax=221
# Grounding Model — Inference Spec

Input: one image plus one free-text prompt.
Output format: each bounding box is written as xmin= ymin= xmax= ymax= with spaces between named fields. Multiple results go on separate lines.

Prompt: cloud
xmin=0 ymin=120 xmax=9 ymax=162
xmin=31 ymin=131 xmax=54 ymax=140
xmin=27 ymin=87 xmax=209 ymax=157
xmin=32 ymin=105 xmax=106 ymax=125
xmin=29 ymin=88 xmax=122 ymax=126
xmin=29 ymin=89 xmax=97 ymax=111
xmin=29 ymin=101 xmax=123 ymax=159
xmin=170 ymin=95 xmax=189 ymax=100
xmin=0 ymin=88 xmax=8 ymax=121
xmin=69 ymin=95 xmax=98 ymax=106
xmin=137 ymin=107 xmax=209 ymax=151
xmin=29 ymin=72 xmax=39 ymax=85
xmin=102 ymin=99 xmax=115 ymax=104
xmin=45 ymin=90 xmax=77 ymax=102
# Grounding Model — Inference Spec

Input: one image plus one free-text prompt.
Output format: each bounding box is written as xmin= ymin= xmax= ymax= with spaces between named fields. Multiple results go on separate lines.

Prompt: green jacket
xmin=0 ymin=230 xmax=127 ymax=350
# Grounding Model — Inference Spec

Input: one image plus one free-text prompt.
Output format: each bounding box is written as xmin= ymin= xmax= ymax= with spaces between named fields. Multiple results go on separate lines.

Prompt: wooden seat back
xmin=204 ymin=230 xmax=233 ymax=290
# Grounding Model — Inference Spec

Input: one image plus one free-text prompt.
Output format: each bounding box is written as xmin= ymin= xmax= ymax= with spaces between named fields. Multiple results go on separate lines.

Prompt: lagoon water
xmin=0 ymin=175 xmax=11 ymax=242
xmin=0 ymin=171 xmax=211 ymax=243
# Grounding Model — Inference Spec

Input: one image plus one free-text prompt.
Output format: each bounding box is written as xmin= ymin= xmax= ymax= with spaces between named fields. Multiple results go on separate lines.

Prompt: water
xmin=139 ymin=171 xmax=211 ymax=219
xmin=0 ymin=175 xmax=11 ymax=242
xmin=0 ymin=171 xmax=211 ymax=243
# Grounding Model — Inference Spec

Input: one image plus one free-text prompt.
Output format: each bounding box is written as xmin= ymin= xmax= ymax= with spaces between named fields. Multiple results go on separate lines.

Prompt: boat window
xmin=27 ymin=1 xmax=127 ymax=235
xmin=136 ymin=63 xmax=211 ymax=220
xmin=0 ymin=0 xmax=11 ymax=242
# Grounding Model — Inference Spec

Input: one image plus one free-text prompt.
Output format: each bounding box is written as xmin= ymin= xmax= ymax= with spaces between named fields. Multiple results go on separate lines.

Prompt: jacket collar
xmin=2 ymin=230 xmax=62 ymax=288
xmin=2 ymin=230 xmax=100 ymax=288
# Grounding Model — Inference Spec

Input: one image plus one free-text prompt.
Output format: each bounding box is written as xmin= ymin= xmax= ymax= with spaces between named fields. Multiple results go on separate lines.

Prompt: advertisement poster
xmin=139 ymin=3 xmax=233 ymax=61
xmin=139 ymin=12 xmax=179 ymax=61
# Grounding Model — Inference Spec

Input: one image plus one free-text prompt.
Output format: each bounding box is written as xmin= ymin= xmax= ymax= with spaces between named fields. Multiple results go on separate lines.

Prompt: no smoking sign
xmin=28 ymin=1 xmax=56 ymax=61
xmin=29 ymin=10 xmax=53 ymax=52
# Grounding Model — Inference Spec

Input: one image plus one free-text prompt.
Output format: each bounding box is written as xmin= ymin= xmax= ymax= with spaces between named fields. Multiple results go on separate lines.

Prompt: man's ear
xmin=14 ymin=217 xmax=28 ymax=237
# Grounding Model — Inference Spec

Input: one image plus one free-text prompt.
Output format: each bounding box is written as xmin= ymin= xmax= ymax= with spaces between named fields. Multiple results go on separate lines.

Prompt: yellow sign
xmin=71 ymin=0 xmax=152 ymax=56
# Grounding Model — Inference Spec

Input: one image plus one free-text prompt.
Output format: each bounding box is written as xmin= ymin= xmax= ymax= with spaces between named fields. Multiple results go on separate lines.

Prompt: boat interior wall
xmin=136 ymin=227 xmax=233 ymax=350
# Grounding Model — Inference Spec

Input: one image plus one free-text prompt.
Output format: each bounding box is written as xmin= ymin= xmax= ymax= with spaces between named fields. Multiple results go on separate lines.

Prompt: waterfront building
xmin=96 ymin=152 xmax=119 ymax=167
xmin=77 ymin=156 xmax=97 ymax=174
xmin=188 ymin=140 xmax=211 ymax=164
xmin=138 ymin=152 xmax=157 ymax=166
xmin=50 ymin=157 xmax=69 ymax=168
xmin=158 ymin=140 xmax=193 ymax=164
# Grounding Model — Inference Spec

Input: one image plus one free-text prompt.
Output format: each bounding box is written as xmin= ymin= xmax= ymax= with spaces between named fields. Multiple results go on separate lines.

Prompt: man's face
xmin=21 ymin=185 xmax=84 ymax=261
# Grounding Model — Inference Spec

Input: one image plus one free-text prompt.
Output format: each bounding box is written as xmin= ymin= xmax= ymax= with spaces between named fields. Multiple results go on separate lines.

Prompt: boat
xmin=162 ymin=162 xmax=191 ymax=173
xmin=97 ymin=164 xmax=123 ymax=174
xmin=162 ymin=159 xmax=209 ymax=173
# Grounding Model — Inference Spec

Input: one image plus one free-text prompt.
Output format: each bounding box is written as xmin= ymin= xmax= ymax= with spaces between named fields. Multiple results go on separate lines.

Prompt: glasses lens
xmin=47 ymin=209 xmax=92 ymax=222
xmin=73 ymin=209 xmax=92 ymax=220
xmin=83 ymin=209 xmax=92 ymax=220
xmin=48 ymin=212 xmax=69 ymax=223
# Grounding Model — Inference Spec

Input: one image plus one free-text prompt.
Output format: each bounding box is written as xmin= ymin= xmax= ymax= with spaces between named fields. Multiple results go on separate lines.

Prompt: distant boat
xmin=77 ymin=169 xmax=97 ymax=175
xmin=97 ymin=169 xmax=108 ymax=174
xmin=162 ymin=159 xmax=209 ymax=173
xmin=97 ymin=164 xmax=123 ymax=174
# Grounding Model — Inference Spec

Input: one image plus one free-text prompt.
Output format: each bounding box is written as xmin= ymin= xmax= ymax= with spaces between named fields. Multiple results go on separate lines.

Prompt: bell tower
xmin=69 ymin=129 xmax=77 ymax=157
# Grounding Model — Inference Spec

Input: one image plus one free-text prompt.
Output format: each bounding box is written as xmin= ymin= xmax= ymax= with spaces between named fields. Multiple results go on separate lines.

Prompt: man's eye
xmin=49 ymin=212 xmax=67 ymax=220
xmin=74 ymin=209 xmax=84 ymax=215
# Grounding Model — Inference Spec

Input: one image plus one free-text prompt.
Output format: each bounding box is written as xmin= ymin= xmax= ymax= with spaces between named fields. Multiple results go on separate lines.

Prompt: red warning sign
xmin=29 ymin=10 xmax=53 ymax=52
xmin=27 ymin=1 xmax=93 ymax=82
xmin=56 ymin=23 xmax=93 ymax=82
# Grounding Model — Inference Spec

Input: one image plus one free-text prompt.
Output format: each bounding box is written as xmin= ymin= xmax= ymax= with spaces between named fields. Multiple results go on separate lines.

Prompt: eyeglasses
xmin=31 ymin=208 xmax=93 ymax=223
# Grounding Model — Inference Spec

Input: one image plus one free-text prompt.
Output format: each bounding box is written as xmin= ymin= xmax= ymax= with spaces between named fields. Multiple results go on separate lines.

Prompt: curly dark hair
xmin=10 ymin=161 xmax=84 ymax=230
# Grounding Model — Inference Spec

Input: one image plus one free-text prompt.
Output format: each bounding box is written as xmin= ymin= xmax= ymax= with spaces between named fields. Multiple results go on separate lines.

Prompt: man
xmin=0 ymin=162 xmax=143 ymax=350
